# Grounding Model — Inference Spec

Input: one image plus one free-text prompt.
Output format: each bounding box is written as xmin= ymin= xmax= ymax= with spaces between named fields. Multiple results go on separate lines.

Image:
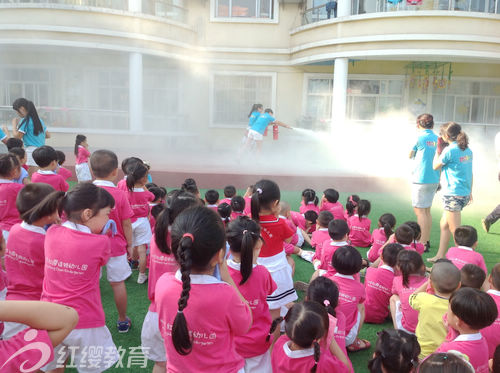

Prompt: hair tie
xmin=256 ymin=188 xmax=263 ymax=194
xmin=323 ymin=300 xmax=330 ymax=307
xmin=177 ymin=309 xmax=183 ymax=314
xmin=242 ymin=229 xmax=248 ymax=235
xmin=182 ymin=233 xmax=194 ymax=242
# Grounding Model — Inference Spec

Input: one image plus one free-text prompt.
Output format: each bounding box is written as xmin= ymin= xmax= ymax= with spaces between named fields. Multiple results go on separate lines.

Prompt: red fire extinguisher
xmin=273 ymin=124 xmax=279 ymax=140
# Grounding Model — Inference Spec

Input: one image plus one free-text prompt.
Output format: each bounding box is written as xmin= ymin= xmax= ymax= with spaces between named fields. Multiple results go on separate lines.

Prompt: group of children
xmin=0 ymin=138 xmax=499 ymax=373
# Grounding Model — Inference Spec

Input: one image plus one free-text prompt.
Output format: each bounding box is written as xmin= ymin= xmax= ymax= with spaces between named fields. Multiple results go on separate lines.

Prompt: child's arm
xmin=219 ymin=257 xmax=252 ymax=319
xmin=299 ymin=228 xmax=312 ymax=245
xmin=272 ymin=120 xmax=293 ymax=129
xmin=122 ymin=218 xmax=133 ymax=256
xmin=0 ymin=301 xmax=78 ymax=347
xmin=2 ymin=125 xmax=10 ymax=139
xmin=328 ymin=337 xmax=352 ymax=372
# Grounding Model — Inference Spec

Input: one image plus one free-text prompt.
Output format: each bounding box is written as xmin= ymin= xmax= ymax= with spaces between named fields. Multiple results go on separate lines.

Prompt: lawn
xmin=65 ymin=186 xmax=500 ymax=372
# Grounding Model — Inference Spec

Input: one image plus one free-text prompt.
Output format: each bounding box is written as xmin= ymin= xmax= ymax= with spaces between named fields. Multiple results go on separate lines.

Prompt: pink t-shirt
xmin=206 ymin=204 xmax=218 ymax=212
xmin=437 ymin=333 xmax=490 ymax=373
xmin=290 ymin=211 xmax=306 ymax=231
xmin=299 ymin=201 xmax=320 ymax=215
xmin=327 ymin=273 xmax=366 ymax=334
xmin=117 ymin=178 xmax=127 ymax=191
xmin=230 ymin=211 xmax=245 ymax=220
xmin=445 ymin=246 xmax=487 ymax=274
xmin=155 ymin=271 xmax=252 ymax=373
xmin=324 ymin=312 xmax=353 ymax=372
xmin=319 ymin=240 xmax=349 ymax=271
xmin=391 ymin=274 xmax=427 ymax=333
xmin=311 ymin=228 xmax=330 ymax=251
xmin=57 ymin=166 xmax=72 ymax=181
xmin=227 ymin=260 xmax=277 ymax=358
xmin=0 ymin=328 xmax=54 ymax=372
xmin=348 ymin=215 xmax=372 ymax=247
xmin=41 ymin=223 xmax=111 ymax=329
xmin=364 ymin=265 xmax=395 ymax=323
xmin=243 ymin=196 xmax=252 ymax=216
xmin=127 ymin=188 xmax=155 ymax=222
xmin=31 ymin=171 xmax=69 ymax=192
xmin=219 ymin=198 xmax=231 ymax=205
xmin=320 ymin=201 xmax=345 ymax=221
xmin=5 ymin=222 xmax=46 ymax=301
xmin=481 ymin=289 xmax=500 ymax=359
xmin=259 ymin=214 xmax=295 ymax=258
xmin=76 ymin=145 xmax=90 ymax=165
xmin=271 ymin=335 xmax=348 ymax=373
xmin=410 ymin=242 xmax=425 ymax=254
xmin=368 ymin=228 xmax=388 ymax=262
xmin=147 ymin=233 xmax=177 ymax=312
xmin=0 ymin=180 xmax=23 ymax=231
xmin=93 ymin=180 xmax=134 ymax=257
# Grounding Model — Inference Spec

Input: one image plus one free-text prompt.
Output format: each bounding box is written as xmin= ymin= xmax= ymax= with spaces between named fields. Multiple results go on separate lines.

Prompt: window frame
xmin=210 ymin=0 xmax=280 ymax=24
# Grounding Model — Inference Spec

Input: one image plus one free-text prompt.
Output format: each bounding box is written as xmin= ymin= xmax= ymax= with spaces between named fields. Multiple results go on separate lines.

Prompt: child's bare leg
xmin=137 ymin=244 xmax=147 ymax=274
xmin=286 ymin=255 xmax=295 ymax=275
xmin=310 ymin=269 xmax=320 ymax=282
xmin=152 ymin=362 xmax=166 ymax=373
xmin=389 ymin=295 xmax=400 ymax=329
xmin=110 ymin=281 xmax=128 ymax=322
xmin=300 ymin=228 xmax=312 ymax=246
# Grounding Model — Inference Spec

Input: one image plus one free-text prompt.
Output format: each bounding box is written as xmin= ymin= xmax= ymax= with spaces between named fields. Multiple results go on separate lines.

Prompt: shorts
xmin=412 ymin=183 xmax=438 ymax=208
xmin=75 ymin=162 xmax=92 ymax=182
xmin=2 ymin=230 xmax=9 ymax=243
xmin=141 ymin=310 xmax=166 ymax=362
xmin=394 ymin=301 xmax=413 ymax=335
xmin=2 ymin=321 xmax=28 ymax=340
xmin=257 ymin=251 xmax=298 ymax=310
xmin=42 ymin=326 xmax=118 ymax=373
xmin=244 ymin=350 xmax=272 ymax=373
xmin=132 ymin=217 xmax=152 ymax=247
xmin=345 ymin=310 xmax=361 ymax=347
xmin=247 ymin=129 xmax=263 ymax=141
xmin=442 ymin=195 xmax=470 ymax=212
xmin=25 ymin=146 xmax=38 ymax=167
xmin=106 ymin=254 xmax=132 ymax=282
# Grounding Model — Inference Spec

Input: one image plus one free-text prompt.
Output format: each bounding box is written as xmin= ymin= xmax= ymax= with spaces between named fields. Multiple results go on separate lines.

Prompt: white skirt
xmin=141 ymin=310 xmax=166 ymax=362
xmin=75 ymin=162 xmax=92 ymax=182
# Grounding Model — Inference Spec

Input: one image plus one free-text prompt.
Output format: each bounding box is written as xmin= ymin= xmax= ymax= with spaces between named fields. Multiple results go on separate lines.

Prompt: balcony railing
xmin=0 ymin=0 xmax=188 ymax=23
xmin=303 ymin=0 xmax=499 ymax=24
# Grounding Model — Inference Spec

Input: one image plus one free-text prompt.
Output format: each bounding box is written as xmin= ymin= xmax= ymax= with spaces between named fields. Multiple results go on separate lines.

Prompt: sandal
xmin=347 ymin=338 xmax=371 ymax=353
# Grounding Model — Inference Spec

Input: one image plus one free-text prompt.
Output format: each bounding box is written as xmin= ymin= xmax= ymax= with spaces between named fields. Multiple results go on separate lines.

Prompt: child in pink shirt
xmin=311 ymin=211 xmax=333 ymax=254
xmin=220 ymin=184 xmax=236 ymax=206
xmin=367 ymin=213 xmax=396 ymax=263
xmin=344 ymin=194 xmax=359 ymax=220
xmin=55 ymin=150 xmax=72 ymax=181
xmin=347 ymin=199 xmax=372 ymax=247
xmin=390 ymin=250 xmax=427 ymax=334
xmin=155 ymin=206 xmax=252 ymax=373
xmin=31 ymin=146 xmax=69 ymax=192
xmin=226 ymin=216 xmax=277 ymax=372
xmin=204 ymin=189 xmax=219 ymax=211
xmin=326 ymin=245 xmax=371 ymax=352
xmin=314 ymin=219 xmax=349 ymax=274
xmin=230 ymin=195 xmax=246 ymax=220
xmin=41 ymin=182 xmax=119 ymax=372
xmin=74 ymin=134 xmax=91 ymax=182
xmin=446 ymin=225 xmax=487 ymax=274
xmin=243 ymin=184 xmax=254 ymax=216
xmin=482 ymin=263 xmax=500 ymax=359
xmin=320 ymin=188 xmax=345 ymax=220
xmin=0 ymin=153 xmax=23 ymax=242
xmin=365 ymin=243 xmax=404 ymax=324
xmin=436 ymin=288 xmax=497 ymax=373
xmin=300 ymin=188 xmax=320 ymax=214
xmin=117 ymin=156 xmax=143 ymax=191
xmin=217 ymin=202 xmax=232 ymax=228
xmin=290 ymin=210 xmax=318 ymax=235
xmin=404 ymin=221 xmax=425 ymax=254
xmin=271 ymin=301 xmax=350 ymax=373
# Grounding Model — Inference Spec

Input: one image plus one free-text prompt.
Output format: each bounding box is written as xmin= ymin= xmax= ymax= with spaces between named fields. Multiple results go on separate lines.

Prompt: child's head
xmin=304 ymin=210 xmax=319 ymax=230
xmin=55 ymin=150 xmax=66 ymax=166
xmin=378 ymin=213 xmax=396 ymax=239
xmin=395 ymin=224 xmax=414 ymax=245
xmin=332 ymin=245 xmax=362 ymax=276
xmin=251 ymin=179 xmax=280 ymax=221
xmin=226 ymin=216 xmax=262 ymax=285
xmin=0 ymin=153 xmax=21 ymax=179
xmin=16 ymin=183 xmax=62 ymax=225
xmin=447 ymin=287 xmax=498 ymax=332
xmin=9 ymin=147 xmax=26 ymax=165
xmin=204 ymin=189 xmax=219 ymax=205
xmin=284 ymin=301 xmax=328 ymax=373
xmin=397 ymin=250 xmax=425 ymax=287
xmin=217 ymin=202 xmax=231 ymax=225
xmin=32 ymin=145 xmax=58 ymax=169
xmin=368 ymin=329 xmax=420 ymax=373
xmin=322 ymin=188 xmax=339 ymax=203
xmin=148 ymin=186 xmax=166 ymax=204
xmin=417 ymin=113 xmax=434 ymax=129
xmin=418 ymin=352 xmax=474 ymax=373
xmin=223 ymin=185 xmax=236 ymax=199
xmin=120 ymin=156 xmax=142 ymax=174
xmin=74 ymin=134 xmax=87 ymax=155
xmin=460 ymin=264 xmax=485 ymax=289
xmin=90 ymin=149 xmax=118 ymax=179
xmin=306 ymin=276 xmax=339 ymax=317
xmin=317 ymin=211 xmax=333 ymax=229
xmin=444 ymin=122 xmax=469 ymax=150
xmin=403 ymin=221 xmax=421 ymax=242
xmin=230 ymin=195 xmax=245 ymax=213
xmin=381 ymin=243 xmax=404 ymax=268
xmin=126 ymin=162 xmax=149 ymax=191
xmin=62 ymin=182 xmax=115 ymax=233
xmin=489 ymin=263 xmax=500 ymax=291
xmin=170 ymin=206 xmax=226 ymax=355
xmin=492 ymin=345 xmax=500 ymax=373
xmin=181 ymin=178 xmax=199 ymax=197
xmin=357 ymin=199 xmax=371 ymax=217
xmin=453 ymin=225 xmax=478 ymax=248
xmin=302 ymin=188 xmax=318 ymax=206
xmin=278 ymin=200 xmax=291 ymax=218
xmin=430 ymin=260 xmax=461 ymax=295
xmin=345 ymin=194 xmax=360 ymax=216
xmin=264 ymin=108 xmax=273 ymax=115
xmin=6 ymin=137 xmax=23 ymax=150
xmin=248 ymin=103 xmax=263 ymax=117
xmin=328 ymin=219 xmax=349 ymax=241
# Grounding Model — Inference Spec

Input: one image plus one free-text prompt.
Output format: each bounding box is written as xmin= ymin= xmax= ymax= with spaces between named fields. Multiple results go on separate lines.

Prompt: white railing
xmin=303 ymin=0 xmax=499 ymax=24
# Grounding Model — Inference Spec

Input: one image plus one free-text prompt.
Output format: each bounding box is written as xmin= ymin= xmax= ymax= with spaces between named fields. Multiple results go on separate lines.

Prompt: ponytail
xmin=379 ymin=213 xmax=396 ymax=240
xmin=397 ymin=250 xmax=424 ymax=288
xmin=445 ymin=122 xmax=469 ymax=150
xmin=239 ymin=230 xmax=254 ymax=285
xmin=21 ymin=191 xmax=65 ymax=225
xmin=266 ymin=316 xmax=283 ymax=342
xmin=345 ymin=194 xmax=359 ymax=217
xmin=251 ymin=191 xmax=260 ymax=221
xmin=250 ymin=179 xmax=281 ymax=222
xmin=155 ymin=208 xmax=172 ymax=254
xmin=311 ymin=341 xmax=320 ymax=373
xmin=126 ymin=162 xmax=148 ymax=191
xmin=74 ymin=134 xmax=87 ymax=156
xmin=13 ymin=98 xmax=43 ymax=136
xmin=357 ymin=200 xmax=371 ymax=221
xmin=248 ymin=103 xmax=263 ymax=118
xmin=456 ymin=131 xmax=469 ymax=150
xmin=383 ymin=224 xmax=393 ymax=240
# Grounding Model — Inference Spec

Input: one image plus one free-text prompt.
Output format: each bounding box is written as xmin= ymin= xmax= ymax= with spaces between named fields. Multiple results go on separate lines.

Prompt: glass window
xmin=215 ymin=0 xmax=274 ymax=19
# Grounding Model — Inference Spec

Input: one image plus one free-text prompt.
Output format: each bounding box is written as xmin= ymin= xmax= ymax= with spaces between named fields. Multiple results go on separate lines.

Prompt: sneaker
xmin=137 ymin=272 xmax=148 ymax=284
xmin=299 ymin=250 xmax=315 ymax=263
xmin=481 ymin=219 xmax=490 ymax=233
xmin=129 ymin=260 xmax=138 ymax=270
xmin=117 ymin=317 xmax=131 ymax=333
xmin=294 ymin=281 xmax=309 ymax=292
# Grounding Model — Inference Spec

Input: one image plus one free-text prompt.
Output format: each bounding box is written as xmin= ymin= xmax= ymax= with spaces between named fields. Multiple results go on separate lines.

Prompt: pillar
xmin=331 ymin=57 xmax=348 ymax=127
xmin=128 ymin=0 xmax=141 ymax=12
xmin=337 ymin=0 xmax=351 ymax=17
xmin=129 ymin=52 xmax=143 ymax=132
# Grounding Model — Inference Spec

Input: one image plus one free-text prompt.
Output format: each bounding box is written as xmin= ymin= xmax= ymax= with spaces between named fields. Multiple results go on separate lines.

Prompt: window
xmin=211 ymin=73 xmax=274 ymax=127
xmin=214 ymin=0 xmax=275 ymax=19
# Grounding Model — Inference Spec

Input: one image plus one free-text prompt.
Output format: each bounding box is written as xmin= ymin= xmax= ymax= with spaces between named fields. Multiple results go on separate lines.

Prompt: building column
xmin=337 ymin=0 xmax=351 ymax=17
xmin=331 ymin=57 xmax=348 ymax=127
xmin=128 ymin=0 xmax=141 ymax=12
xmin=129 ymin=52 xmax=143 ymax=132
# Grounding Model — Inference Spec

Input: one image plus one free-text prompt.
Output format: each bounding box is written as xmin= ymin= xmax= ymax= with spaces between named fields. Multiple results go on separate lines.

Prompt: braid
xmin=178 ymin=242 xmax=192 ymax=312
xmin=311 ymin=341 xmax=320 ymax=373
xmin=266 ymin=317 xmax=283 ymax=342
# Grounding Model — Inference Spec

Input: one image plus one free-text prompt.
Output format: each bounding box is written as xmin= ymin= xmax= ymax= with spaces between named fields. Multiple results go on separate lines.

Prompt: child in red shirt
xmin=0 ymin=154 xmax=23 ymax=242
xmin=31 ymin=146 xmax=69 ymax=192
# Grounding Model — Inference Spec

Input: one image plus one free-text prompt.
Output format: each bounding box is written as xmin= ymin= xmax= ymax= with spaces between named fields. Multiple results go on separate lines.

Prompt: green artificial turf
xmin=63 ymin=186 xmax=499 ymax=372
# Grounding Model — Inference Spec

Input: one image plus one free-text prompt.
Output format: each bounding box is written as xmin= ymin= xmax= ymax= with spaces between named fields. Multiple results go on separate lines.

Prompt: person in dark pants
xmin=482 ymin=131 xmax=500 ymax=233
xmin=326 ymin=1 xmax=337 ymax=19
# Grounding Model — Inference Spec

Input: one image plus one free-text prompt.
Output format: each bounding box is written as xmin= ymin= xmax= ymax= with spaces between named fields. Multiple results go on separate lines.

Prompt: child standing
xmin=300 ymin=188 xmax=320 ymax=214
xmin=41 ymin=183 xmax=119 ymax=371
xmin=220 ymin=185 xmax=236 ymax=205
xmin=218 ymin=202 xmax=232 ymax=228
xmin=31 ymin=146 xmax=69 ymax=192
xmin=320 ymin=188 xmax=344 ymax=220
xmin=482 ymin=263 xmax=500 ymax=359
xmin=446 ymin=225 xmax=487 ymax=274
xmin=90 ymin=150 xmax=134 ymax=332
xmin=205 ymin=189 xmax=220 ymax=211
xmin=368 ymin=213 xmax=396 ymax=263
xmin=231 ymin=195 xmax=246 ymax=220
xmin=74 ymin=134 xmax=92 ymax=182
xmin=0 ymin=154 xmax=23 ymax=242
xmin=155 ymin=206 xmax=252 ymax=372
xmin=55 ymin=150 xmax=72 ymax=181
xmin=226 ymin=216 xmax=277 ymax=373
xmin=409 ymin=260 xmax=461 ymax=359
xmin=347 ymin=199 xmax=372 ymax=247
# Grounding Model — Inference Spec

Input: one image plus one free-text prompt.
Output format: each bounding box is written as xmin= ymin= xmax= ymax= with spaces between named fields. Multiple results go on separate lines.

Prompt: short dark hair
xmin=317 ymin=211 xmax=334 ymax=228
xmin=382 ymin=243 xmax=404 ymax=268
xmin=304 ymin=210 xmax=318 ymax=224
xmin=490 ymin=263 xmax=500 ymax=291
xmin=328 ymin=219 xmax=349 ymax=240
xmin=90 ymin=149 xmax=118 ymax=178
xmin=454 ymin=225 xmax=478 ymax=248
xmin=205 ymin=190 xmax=219 ymax=205
xmin=332 ymin=245 xmax=362 ymax=275
xmin=450 ymin=288 xmax=498 ymax=330
xmin=55 ymin=150 xmax=66 ymax=166
xmin=460 ymin=264 xmax=485 ymax=289
xmin=9 ymin=147 xmax=25 ymax=159
xmin=231 ymin=196 xmax=245 ymax=213
xmin=395 ymin=224 xmax=414 ymax=245
xmin=323 ymin=188 xmax=339 ymax=203
xmin=223 ymin=185 xmax=236 ymax=198
xmin=32 ymin=145 xmax=57 ymax=168
xmin=417 ymin=113 xmax=434 ymax=129
xmin=6 ymin=137 xmax=23 ymax=150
